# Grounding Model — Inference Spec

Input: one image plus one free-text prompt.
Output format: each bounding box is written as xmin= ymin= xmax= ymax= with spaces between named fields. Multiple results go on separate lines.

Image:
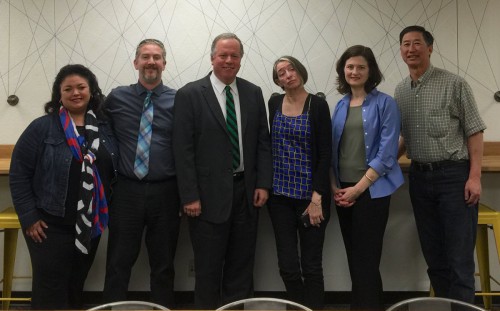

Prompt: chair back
xmin=216 ymin=297 xmax=312 ymax=311
xmin=386 ymin=297 xmax=486 ymax=311
xmin=87 ymin=300 xmax=169 ymax=310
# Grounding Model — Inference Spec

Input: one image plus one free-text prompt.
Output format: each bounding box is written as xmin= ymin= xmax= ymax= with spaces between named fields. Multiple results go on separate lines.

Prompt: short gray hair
xmin=210 ymin=33 xmax=244 ymax=58
xmin=135 ymin=39 xmax=167 ymax=63
xmin=272 ymin=56 xmax=308 ymax=89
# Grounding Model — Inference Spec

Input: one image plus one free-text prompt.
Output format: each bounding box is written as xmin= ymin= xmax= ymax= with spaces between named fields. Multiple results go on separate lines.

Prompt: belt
xmin=411 ymin=160 xmax=468 ymax=172
xmin=118 ymin=173 xmax=175 ymax=183
xmin=233 ymin=171 xmax=245 ymax=179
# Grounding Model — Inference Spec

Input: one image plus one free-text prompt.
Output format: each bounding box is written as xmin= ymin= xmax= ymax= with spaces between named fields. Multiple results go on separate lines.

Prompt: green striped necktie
xmin=225 ymin=85 xmax=240 ymax=170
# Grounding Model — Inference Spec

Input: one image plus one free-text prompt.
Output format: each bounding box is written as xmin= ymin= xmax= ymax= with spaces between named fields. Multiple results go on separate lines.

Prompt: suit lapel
xmin=201 ymin=74 xmax=227 ymax=132
xmin=236 ymin=78 xmax=248 ymax=138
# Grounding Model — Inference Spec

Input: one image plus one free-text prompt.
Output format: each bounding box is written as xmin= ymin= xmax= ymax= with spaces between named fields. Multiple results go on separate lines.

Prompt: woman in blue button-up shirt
xmin=331 ymin=45 xmax=404 ymax=311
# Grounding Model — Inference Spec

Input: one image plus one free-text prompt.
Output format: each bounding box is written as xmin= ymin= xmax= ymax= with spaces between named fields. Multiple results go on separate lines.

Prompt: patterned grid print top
xmin=272 ymin=109 xmax=312 ymax=200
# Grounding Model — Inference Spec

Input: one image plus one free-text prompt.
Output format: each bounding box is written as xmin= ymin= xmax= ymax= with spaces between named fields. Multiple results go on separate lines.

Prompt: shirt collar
xmin=342 ymin=88 xmax=379 ymax=105
xmin=210 ymin=73 xmax=238 ymax=96
xmin=418 ymin=64 xmax=434 ymax=84
xmin=411 ymin=64 xmax=434 ymax=88
xmin=365 ymin=88 xmax=379 ymax=100
xmin=136 ymin=81 xmax=164 ymax=96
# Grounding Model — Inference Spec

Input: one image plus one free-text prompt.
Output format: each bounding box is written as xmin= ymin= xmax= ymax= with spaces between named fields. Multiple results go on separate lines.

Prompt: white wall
xmin=1 ymin=0 xmax=500 ymax=293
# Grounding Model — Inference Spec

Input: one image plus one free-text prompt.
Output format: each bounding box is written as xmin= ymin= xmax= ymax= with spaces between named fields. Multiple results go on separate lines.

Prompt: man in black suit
xmin=173 ymin=33 xmax=272 ymax=309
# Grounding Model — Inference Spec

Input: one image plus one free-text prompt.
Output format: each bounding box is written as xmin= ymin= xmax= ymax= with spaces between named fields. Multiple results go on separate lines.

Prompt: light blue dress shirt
xmin=331 ymin=88 xmax=404 ymax=198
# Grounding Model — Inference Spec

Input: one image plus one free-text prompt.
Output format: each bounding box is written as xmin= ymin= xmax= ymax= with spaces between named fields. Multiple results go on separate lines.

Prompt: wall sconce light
xmin=7 ymin=95 xmax=19 ymax=106
xmin=494 ymin=91 xmax=500 ymax=103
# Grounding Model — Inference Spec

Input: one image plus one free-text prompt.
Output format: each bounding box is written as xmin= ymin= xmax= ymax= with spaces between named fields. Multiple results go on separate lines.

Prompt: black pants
xmin=189 ymin=177 xmax=258 ymax=310
xmin=267 ymin=194 xmax=330 ymax=310
xmin=103 ymin=175 xmax=181 ymax=308
xmin=336 ymin=183 xmax=390 ymax=311
xmin=25 ymin=224 xmax=100 ymax=310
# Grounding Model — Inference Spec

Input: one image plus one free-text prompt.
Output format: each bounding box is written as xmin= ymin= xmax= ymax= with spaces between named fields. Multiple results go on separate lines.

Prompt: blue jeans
xmin=409 ymin=161 xmax=477 ymax=303
xmin=267 ymin=194 xmax=330 ymax=309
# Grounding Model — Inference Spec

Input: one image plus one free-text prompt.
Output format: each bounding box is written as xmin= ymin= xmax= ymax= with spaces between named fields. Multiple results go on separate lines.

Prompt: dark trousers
xmin=188 ymin=177 xmax=258 ymax=310
xmin=24 ymin=224 xmax=100 ymax=310
xmin=103 ymin=175 xmax=181 ymax=308
xmin=336 ymin=183 xmax=390 ymax=311
xmin=267 ymin=194 xmax=330 ymax=310
xmin=409 ymin=162 xmax=477 ymax=303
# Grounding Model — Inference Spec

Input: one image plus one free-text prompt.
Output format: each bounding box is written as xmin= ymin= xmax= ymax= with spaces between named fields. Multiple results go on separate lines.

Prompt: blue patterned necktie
xmin=225 ymin=85 xmax=240 ymax=170
xmin=134 ymin=90 xmax=153 ymax=179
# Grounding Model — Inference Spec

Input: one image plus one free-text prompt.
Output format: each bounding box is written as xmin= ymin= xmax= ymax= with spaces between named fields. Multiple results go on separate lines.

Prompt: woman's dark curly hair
xmin=336 ymin=45 xmax=384 ymax=95
xmin=44 ymin=64 xmax=105 ymax=118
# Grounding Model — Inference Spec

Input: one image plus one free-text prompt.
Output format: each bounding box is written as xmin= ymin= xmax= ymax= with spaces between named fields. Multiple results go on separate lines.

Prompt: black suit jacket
xmin=173 ymin=73 xmax=272 ymax=223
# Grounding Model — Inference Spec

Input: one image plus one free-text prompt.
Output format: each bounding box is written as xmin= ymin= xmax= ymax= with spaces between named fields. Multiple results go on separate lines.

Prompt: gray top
xmin=105 ymin=82 xmax=177 ymax=181
xmin=395 ymin=65 xmax=486 ymax=162
xmin=338 ymin=106 xmax=366 ymax=182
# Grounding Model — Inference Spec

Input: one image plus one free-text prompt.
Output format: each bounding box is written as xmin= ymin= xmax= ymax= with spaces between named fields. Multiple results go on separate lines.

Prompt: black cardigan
xmin=268 ymin=93 xmax=332 ymax=208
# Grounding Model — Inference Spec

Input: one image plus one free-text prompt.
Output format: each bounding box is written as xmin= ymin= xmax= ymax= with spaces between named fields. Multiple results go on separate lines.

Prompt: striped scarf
xmin=59 ymin=106 xmax=109 ymax=254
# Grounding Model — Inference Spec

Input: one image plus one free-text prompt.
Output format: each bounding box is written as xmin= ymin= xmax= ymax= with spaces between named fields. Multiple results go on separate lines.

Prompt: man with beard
xmin=102 ymin=39 xmax=180 ymax=308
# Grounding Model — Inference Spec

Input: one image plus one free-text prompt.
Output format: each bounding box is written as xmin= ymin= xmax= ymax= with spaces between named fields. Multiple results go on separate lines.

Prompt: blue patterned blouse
xmin=272 ymin=108 xmax=312 ymax=200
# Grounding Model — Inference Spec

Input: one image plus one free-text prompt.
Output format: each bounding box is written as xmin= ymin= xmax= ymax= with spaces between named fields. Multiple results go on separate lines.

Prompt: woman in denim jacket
xmin=9 ymin=64 xmax=118 ymax=310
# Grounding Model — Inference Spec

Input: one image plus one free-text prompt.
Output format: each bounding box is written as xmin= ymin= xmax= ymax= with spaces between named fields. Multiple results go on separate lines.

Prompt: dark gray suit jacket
xmin=173 ymin=73 xmax=272 ymax=223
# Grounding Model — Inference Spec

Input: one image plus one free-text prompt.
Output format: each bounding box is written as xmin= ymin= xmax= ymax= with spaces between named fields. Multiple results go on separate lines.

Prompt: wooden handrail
xmin=1 ymin=142 xmax=500 ymax=174
xmin=0 ymin=145 xmax=14 ymax=159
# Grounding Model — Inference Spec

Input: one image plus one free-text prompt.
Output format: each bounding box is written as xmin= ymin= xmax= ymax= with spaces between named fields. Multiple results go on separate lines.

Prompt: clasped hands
xmin=333 ymin=186 xmax=362 ymax=208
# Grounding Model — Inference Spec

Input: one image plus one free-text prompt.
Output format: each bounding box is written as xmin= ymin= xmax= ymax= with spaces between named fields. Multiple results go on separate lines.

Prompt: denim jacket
xmin=9 ymin=113 xmax=118 ymax=229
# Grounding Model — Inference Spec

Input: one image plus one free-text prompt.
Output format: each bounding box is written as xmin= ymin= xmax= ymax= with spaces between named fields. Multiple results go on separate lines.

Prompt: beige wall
xmin=1 ymin=0 xmax=500 ymax=292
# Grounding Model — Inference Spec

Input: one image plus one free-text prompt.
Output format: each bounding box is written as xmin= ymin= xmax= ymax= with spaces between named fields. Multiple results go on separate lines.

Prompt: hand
xmin=332 ymin=187 xmax=350 ymax=207
xmin=334 ymin=187 xmax=358 ymax=208
xmin=253 ymin=188 xmax=269 ymax=207
xmin=26 ymin=220 xmax=48 ymax=243
xmin=465 ymin=176 xmax=481 ymax=205
xmin=305 ymin=202 xmax=324 ymax=227
xmin=184 ymin=200 xmax=202 ymax=217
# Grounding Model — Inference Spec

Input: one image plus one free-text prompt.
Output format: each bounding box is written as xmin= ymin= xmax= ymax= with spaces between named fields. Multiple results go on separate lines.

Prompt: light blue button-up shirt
xmin=331 ymin=88 xmax=404 ymax=198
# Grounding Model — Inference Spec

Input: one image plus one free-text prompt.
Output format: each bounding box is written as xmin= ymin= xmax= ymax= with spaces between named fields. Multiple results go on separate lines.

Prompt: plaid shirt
xmin=395 ymin=65 xmax=486 ymax=162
